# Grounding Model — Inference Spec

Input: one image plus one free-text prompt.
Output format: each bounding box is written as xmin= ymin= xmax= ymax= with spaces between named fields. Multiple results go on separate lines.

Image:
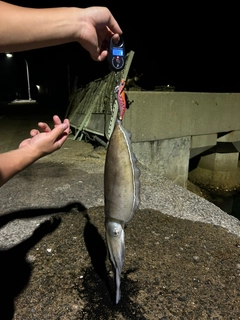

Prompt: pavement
xmin=0 ymin=104 xmax=240 ymax=319
xmin=0 ymin=104 xmax=240 ymax=249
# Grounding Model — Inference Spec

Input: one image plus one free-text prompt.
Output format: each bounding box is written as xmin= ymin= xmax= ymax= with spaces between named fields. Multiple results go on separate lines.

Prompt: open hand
xmin=19 ymin=115 xmax=70 ymax=157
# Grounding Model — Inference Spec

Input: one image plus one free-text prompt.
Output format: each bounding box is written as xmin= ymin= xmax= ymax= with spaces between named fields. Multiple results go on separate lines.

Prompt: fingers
xmin=92 ymin=34 xmax=121 ymax=62
xmin=112 ymin=33 xmax=121 ymax=45
xmin=53 ymin=116 xmax=70 ymax=132
xmin=27 ymin=116 xmax=70 ymax=152
xmin=96 ymin=33 xmax=121 ymax=61
xmin=95 ymin=50 xmax=107 ymax=62
xmin=50 ymin=121 xmax=69 ymax=139
xmin=52 ymin=115 xmax=61 ymax=126
xmin=62 ymin=118 xmax=70 ymax=134
xmin=38 ymin=122 xmax=51 ymax=132
xmin=30 ymin=129 xmax=40 ymax=137
xmin=105 ymin=10 xmax=122 ymax=35
xmin=80 ymin=7 xmax=122 ymax=62
xmin=49 ymin=124 xmax=69 ymax=149
xmin=36 ymin=116 xmax=69 ymax=134
xmin=55 ymin=131 xmax=69 ymax=148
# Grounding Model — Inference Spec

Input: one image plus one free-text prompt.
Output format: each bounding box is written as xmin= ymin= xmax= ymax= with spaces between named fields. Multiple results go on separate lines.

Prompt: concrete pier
xmin=189 ymin=131 xmax=240 ymax=193
xmin=122 ymin=91 xmax=240 ymax=189
xmin=69 ymin=87 xmax=240 ymax=190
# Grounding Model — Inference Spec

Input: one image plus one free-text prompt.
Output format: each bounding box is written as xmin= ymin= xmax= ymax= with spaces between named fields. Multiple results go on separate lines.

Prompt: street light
xmin=6 ymin=53 xmax=36 ymax=104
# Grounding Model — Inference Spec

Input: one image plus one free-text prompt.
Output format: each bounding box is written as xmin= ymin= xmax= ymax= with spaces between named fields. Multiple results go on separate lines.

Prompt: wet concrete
xmin=0 ymin=105 xmax=240 ymax=319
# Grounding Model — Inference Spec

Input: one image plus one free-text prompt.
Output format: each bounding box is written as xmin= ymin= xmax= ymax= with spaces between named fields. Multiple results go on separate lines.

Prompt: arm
xmin=0 ymin=1 xmax=122 ymax=61
xmin=0 ymin=115 xmax=70 ymax=187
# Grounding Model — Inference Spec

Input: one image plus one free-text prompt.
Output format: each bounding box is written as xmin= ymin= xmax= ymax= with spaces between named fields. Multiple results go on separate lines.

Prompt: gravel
xmin=0 ymin=109 xmax=240 ymax=319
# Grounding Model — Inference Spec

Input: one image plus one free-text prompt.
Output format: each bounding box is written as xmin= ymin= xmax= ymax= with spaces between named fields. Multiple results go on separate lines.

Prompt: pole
xmin=25 ymin=59 xmax=31 ymax=101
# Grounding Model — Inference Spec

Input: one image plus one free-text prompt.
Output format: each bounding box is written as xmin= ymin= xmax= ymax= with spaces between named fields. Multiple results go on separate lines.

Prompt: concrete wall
xmin=123 ymin=91 xmax=240 ymax=141
xmin=132 ymin=137 xmax=191 ymax=187
xmin=122 ymin=91 xmax=240 ymax=188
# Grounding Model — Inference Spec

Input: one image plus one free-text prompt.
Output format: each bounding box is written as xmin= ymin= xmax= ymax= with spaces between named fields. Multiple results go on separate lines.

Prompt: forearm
xmin=0 ymin=1 xmax=80 ymax=52
xmin=0 ymin=147 xmax=40 ymax=187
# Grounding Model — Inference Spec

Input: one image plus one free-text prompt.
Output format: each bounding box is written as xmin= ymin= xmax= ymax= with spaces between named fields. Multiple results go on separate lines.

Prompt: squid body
xmin=104 ymin=118 xmax=140 ymax=304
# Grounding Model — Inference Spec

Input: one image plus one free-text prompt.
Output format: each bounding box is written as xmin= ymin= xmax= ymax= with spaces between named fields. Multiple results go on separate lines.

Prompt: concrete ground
xmin=0 ymin=104 xmax=240 ymax=319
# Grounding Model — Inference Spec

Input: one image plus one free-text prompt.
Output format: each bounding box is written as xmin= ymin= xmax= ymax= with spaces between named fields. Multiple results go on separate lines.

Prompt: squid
xmin=104 ymin=80 xmax=140 ymax=304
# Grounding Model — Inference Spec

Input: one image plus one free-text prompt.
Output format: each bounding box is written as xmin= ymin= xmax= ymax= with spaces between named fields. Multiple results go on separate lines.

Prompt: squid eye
xmin=110 ymin=226 xmax=122 ymax=238
xmin=107 ymin=222 xmax=122 ymax=237
xmin=113 ymin=228 xmax=120 ymax=237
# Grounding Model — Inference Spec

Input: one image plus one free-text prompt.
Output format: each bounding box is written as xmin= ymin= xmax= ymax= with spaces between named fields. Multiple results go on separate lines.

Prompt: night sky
xmin=0 ymin=0 xmax=240 ymax=106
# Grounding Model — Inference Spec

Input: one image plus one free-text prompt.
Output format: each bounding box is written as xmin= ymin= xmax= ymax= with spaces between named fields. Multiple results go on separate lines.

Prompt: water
xmin=211 ymin=192 xmax=240 ymax=220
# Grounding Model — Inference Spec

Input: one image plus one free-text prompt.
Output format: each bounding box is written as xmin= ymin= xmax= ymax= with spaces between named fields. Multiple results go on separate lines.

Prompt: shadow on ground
xmin=2 ymin=207 xmax=239 ymax=320
xmin=0 ymin=202 xmax=85 ymax=320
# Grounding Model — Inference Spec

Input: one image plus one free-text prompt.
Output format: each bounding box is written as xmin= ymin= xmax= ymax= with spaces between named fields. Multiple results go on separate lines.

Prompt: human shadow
xmin=0 ymin=202 xmax=85 ymax=229
xmin=0 ymin=202 xmax=86 ymax=320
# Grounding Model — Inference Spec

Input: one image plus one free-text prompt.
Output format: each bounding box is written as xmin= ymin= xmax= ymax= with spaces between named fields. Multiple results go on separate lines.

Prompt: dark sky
xmin=1 ymin=0 xmax=240 ymax=99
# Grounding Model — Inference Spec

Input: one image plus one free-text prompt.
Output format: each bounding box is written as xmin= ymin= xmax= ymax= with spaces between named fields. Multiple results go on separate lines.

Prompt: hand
xmin=75 ymin=7 xmax=122 ymax=61
xmin=0 ymin=3 xmax=122 ymax=59
xmin=19 ymin=115 xmax=70 ymax=158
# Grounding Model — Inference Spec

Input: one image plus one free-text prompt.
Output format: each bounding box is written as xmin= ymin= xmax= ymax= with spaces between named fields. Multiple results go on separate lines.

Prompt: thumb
xmin=30 ymin=129 xmax=40 ymax=137
xmin=50 ymin=123 xmax=68 ymax=140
